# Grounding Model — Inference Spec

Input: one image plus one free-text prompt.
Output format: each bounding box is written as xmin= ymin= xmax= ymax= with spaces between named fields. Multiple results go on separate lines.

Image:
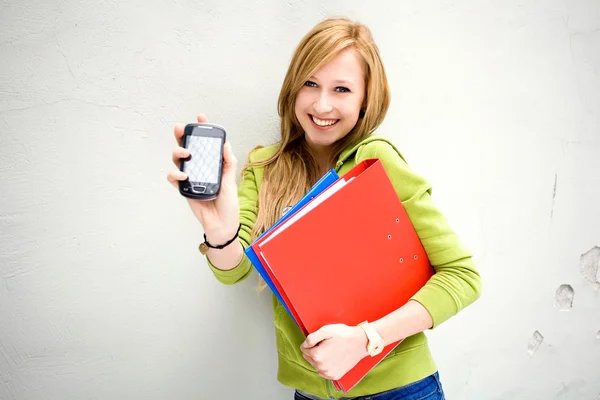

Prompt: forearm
xmin=371 ymin=300 xmax=433 ymax=346
xmin=206 ymin=239 xmax=244 ymax=271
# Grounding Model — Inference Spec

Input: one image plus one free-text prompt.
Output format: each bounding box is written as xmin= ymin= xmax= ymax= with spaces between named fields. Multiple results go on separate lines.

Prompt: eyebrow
xmin=309 ymin=77 xmax=355 ymax=86
xmin=333 ymin=79 xmax=353 ymax=86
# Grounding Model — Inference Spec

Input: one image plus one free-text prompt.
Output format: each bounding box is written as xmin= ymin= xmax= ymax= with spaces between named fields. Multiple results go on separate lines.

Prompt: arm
xmin=371 ymin=300 xmax=433 ymax=347
xmin=205 ymin=150 xmax=261 ymax=285
xmin=168 ymin=115 xmax=263 ymax=285
xmin=358 ymin=140 xmax=482 ymax=330
xmin=301 ymin=140 xmax=482 ymax=380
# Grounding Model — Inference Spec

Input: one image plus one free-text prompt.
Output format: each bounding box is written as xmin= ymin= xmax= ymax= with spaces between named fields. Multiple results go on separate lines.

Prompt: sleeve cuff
xmin=410 ymin=285 xmax=459 ymax=329
xmin=206 ymin=254 xmax=253 ymax=285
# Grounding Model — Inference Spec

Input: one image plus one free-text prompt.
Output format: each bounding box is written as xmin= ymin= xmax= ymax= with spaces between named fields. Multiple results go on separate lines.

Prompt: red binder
xmin=254 ymin=159 xmax=434 ymax=392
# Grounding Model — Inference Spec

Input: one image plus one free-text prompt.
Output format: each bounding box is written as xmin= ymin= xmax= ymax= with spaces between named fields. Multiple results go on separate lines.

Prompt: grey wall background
xmin=1 ymin=0 xmax=599 ymax=399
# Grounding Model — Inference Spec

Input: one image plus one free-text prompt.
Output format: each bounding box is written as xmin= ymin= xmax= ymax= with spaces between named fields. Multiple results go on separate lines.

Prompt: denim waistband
xmin=296 ymin=389 xmax=357 ymax=400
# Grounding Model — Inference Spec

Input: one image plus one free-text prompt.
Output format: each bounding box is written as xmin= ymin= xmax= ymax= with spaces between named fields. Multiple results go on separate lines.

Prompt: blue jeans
xmin=295 ymin=372 xmax=445 ymax=400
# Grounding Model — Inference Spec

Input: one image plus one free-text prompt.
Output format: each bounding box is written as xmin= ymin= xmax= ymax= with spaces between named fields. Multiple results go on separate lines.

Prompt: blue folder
xmin=244 ymin=169 xmax=339 ymax=322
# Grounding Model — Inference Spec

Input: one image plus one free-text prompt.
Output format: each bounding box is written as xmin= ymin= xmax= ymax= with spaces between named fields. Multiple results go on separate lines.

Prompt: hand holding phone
xmin=168 ymin=115 xmax=241 ymax=245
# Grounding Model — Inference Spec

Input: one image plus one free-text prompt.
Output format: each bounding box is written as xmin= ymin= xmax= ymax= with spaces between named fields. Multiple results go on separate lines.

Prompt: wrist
xmin=199 ymin=224 xmax=242 ymax=255
xmin=204 ymin=225 xmax=240 ymax=245
xmin=357 ymin=321 xmax=385 ymax=357
xmin=354 ymin=326 xmax=369 ymax=358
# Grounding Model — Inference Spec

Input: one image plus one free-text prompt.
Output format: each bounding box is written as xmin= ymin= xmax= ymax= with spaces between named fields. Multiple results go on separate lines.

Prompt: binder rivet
xmin=414 ymin=255 xmax=418 ymax=259
xmin=387 ymin=234 xmax=392 ymax=239
xmin=399 ymin=258 xmax=404 ymax=263
xmin=395 ymin=218 xmax=400 ymax=223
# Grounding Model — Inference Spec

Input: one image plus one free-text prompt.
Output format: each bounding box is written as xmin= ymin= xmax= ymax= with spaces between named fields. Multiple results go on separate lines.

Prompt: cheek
xmin=294 ymin=93 xmax=309 ymax=118
xmin=296 ymin=89 xmax=313 ymax=106
xmin=339 ymin=102 xmax=362 ymax=131
xmin=342 ymin=101 xmax=362 ymax=120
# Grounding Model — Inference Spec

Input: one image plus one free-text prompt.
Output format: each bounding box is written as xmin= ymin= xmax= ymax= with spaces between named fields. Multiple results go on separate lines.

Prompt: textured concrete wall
xmin=1 ymin=1 xmax=599 ymax=399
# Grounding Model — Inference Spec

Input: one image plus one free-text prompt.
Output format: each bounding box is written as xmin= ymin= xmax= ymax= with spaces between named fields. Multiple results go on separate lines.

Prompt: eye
xmin=335 ymin=86 xmax=350 ymax=93
xmin=304 ymin=80 xmax=317 ymax=88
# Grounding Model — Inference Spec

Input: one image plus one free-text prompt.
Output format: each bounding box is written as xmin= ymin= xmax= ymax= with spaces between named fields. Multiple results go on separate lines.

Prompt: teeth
xmin=312 ymin=115 xmax=338 ymax=126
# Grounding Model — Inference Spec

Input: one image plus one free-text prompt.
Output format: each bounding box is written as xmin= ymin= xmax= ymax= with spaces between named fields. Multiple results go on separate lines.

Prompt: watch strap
xmin=358 ymin=321 xmax=384 ymax=356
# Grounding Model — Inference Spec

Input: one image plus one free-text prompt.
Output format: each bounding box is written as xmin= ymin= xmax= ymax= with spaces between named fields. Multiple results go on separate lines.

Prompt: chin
xmin=305 ymin=133 xmax=338 ymax=148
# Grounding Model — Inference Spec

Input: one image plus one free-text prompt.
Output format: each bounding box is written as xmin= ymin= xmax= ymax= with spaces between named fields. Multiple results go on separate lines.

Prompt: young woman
xmin=168 ymin=18 xmax=481 ymax=400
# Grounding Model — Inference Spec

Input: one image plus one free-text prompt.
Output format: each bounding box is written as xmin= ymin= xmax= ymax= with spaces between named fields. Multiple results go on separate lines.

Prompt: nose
xmin=313 ymin=91 xmax=333 ymax=115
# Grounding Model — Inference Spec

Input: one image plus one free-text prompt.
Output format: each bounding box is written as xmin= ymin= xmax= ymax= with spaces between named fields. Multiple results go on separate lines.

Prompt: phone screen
xmin=184 ymin=135 xmax=223 ymax=183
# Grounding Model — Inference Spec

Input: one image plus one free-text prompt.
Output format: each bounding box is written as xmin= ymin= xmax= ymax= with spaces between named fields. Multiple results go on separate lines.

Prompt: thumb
xmin=221 ymin=141 xmax=238 ymax=180
xmin=303 ymin=326 xmax=333 ymax=349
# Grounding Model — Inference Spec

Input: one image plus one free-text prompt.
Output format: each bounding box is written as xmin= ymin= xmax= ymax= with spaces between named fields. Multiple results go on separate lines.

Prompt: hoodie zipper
xmin=326 ymin=379 xmax=334 ymax=399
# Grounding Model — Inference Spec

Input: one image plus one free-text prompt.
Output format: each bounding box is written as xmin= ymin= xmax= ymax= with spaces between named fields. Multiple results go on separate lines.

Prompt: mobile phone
xmin=178 ymin=123 xmax=226 ymax=201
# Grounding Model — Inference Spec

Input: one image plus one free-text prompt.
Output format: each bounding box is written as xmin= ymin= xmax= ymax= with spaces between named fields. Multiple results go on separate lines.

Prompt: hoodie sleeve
xmin=356 ymin=140 xmax=482 ymax=328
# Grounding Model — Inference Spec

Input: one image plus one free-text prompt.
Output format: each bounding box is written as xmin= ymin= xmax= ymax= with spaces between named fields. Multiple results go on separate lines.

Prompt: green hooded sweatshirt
xmin=207 ymin=135 xmax=482 ymax=399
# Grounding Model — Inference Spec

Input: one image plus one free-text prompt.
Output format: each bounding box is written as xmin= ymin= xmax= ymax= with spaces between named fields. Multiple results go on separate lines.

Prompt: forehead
xmin=312 ymin=47 xmax=366 ymax=82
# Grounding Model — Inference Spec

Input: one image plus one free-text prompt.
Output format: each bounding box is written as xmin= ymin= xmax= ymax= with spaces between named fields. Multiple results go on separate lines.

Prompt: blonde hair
xmin=246 ymin=18 xmax=390 ymax=288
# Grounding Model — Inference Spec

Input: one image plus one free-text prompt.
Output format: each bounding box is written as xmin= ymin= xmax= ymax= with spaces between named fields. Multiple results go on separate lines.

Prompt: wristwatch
xmin=358 ymin=321 xmax=385 ymax=357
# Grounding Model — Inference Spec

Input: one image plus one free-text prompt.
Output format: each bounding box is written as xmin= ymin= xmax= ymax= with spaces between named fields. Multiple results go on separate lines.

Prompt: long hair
xmin=246 ymin=18 xmax=390 ymax=287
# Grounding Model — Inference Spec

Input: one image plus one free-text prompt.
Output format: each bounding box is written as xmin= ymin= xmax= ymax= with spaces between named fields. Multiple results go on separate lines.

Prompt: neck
xmin=307 ymin=143 xmax=334 ymax=176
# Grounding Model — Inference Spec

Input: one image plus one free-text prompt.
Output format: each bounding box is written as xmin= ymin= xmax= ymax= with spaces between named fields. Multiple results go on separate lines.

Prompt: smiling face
xmin=294 ymin=47 xmax=366 ymax=154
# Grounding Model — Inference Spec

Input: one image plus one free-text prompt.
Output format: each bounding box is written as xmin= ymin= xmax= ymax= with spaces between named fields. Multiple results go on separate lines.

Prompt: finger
xmin=222 ymin=141 xmax=237 ymax=165
xmin=300 ymin=343 xmax=309 ymax=355
xmin=307 ymin=348 xmax=321 ymax=364
xmin=174 ymin=123 xmax=185 ymax=146
xmin=302 ymin=352 xmax=317 ymax=368
xmin=300 ymin=344 xmax=318 ymax=361
xmin=221 ymin=141 xmax=238 ymax=180
xmin=303 ymin=327 xmax=333 ymax=348
xmin=197 ymin=113 xmax=208 ymax=123
xmin=172 ymin=146 xmax=190 ymax=166
xmin=167 ymin=169 xmax=188 ymax=188
xmin=301 ymin=335 xmax=317 ymax=349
